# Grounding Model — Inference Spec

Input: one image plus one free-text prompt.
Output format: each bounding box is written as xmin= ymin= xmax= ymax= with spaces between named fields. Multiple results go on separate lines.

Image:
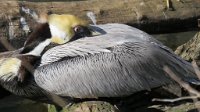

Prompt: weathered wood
xmin=0 ymin=0 xmax=199 ymax=33
xmin=23 ymin=0 xmax=200 ymax=33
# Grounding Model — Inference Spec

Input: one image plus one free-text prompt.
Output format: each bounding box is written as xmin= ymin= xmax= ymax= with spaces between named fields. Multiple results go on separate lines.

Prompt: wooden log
xmin=0 ymin=0 xmax=199 ymax=33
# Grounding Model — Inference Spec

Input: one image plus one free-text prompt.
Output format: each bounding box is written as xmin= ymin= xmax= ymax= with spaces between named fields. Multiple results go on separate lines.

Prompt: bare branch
xmin=46 ymin=93 xmax=72 ymax=108
xmin=87 ymin=11 xmax=96 ymax=25
xmin=163 ymin=66 xmax=200 ymax=96
xmin=0 ymin=38 xmax=15 ymax=51
xmin=192 ymin=60 xmax=200 ymax=80
xmin=152 ymin=95 xmax=199 ymax=103
xmin=152 ymin=66 xmax=200 ymax=105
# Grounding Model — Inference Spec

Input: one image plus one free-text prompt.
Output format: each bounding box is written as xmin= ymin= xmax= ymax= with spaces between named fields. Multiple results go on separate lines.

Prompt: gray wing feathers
xmin=93 ymin=24 xmax=171 ymax=51
xmin=35 ymin=42 xmax=195 ymax=98
xmin=41 ymin=24 xmax=170 ymax=66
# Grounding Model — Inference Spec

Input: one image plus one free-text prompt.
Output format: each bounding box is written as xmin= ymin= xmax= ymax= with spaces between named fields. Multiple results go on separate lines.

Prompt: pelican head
xmin=48 ymin=14 xmax=92 ymax=44
xmin=21 ymin=14 xmax=95 ymax=56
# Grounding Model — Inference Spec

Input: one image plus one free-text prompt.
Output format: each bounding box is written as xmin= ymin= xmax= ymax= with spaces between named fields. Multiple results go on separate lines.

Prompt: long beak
xmin=91 ymin=31 xmax=102 ymax=36
xmin=88 ymin=26 xmax=105 ymax=36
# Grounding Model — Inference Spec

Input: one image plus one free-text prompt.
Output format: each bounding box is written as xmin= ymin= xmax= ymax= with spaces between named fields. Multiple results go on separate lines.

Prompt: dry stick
xmin=191 ymin=60 xmax=200 ymax=111
xmin=0 ymin=38 xmax=15 ymax=51
xmin=46 ymin=93 xmax=71 ymax=108
xmin=166 ymin=0 xmax=170 ymax=9
xmin=152 ymin=66 xmax=200 ymax=103
xmin=189 ymin=92 xmax=200 ymax=112
xmin=164 ymin=66 xmax=200 ymax=96
xmin=152 ymin=96 xmax=200 ymax=103
xmin=192 ymin=60 xmax=200 ymax=80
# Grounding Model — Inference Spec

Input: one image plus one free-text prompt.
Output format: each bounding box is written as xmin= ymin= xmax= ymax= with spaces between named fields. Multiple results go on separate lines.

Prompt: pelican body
xmin=33 ymin=23 xmax=197 ymax=99
xmin=0 ymin=13 xmax=199 ymax=106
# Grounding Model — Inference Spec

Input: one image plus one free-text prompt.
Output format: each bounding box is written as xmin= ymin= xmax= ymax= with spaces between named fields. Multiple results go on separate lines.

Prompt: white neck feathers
xmin=26 ymin=39 xmax=51 ymax=56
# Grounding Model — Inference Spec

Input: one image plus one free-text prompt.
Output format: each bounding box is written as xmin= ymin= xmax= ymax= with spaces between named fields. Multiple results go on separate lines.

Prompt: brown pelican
xmin=19 ymin=14 xmax=199 ymax=103
xmin=0 ymin=14 xmax=199 ymax=110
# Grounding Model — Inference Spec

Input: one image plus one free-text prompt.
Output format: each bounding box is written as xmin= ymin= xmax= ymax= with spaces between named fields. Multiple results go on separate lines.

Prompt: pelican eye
xmin=73 ymin=25 xmax=84 ymax=33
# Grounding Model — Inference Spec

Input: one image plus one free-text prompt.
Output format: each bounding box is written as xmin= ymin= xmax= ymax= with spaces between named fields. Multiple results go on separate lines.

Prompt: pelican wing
xmin=35 ymin=24 xmax=195 ymax=98
xmin=35 ymin=42 xmax=195 ymax=98
xmin=40 ymin=24 xmax=171 ymax=66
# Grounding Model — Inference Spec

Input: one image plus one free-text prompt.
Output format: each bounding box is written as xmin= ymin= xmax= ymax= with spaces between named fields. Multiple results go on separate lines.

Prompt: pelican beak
xmin=88 ymin=26 xmax=104 ymax=37
xmin=91 ymin=31 xmax=102 ymax=36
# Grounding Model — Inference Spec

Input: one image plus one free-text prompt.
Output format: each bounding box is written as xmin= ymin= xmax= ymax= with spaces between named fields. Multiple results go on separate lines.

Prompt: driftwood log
xmin=0 ymin=0 xmax=199 ymax=33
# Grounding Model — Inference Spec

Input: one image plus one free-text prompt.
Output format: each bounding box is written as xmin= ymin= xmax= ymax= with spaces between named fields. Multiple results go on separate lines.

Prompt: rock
xmin=59 ymin=101 xmax=117 ymax=112
xmin=175 ymin=32 xmax=200 ymax=62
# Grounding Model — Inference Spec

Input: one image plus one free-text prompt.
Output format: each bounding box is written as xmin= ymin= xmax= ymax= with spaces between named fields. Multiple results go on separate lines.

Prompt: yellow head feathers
xmin=47 ymin=14 xmax=88 ymax=44
xmin=0 ymin=58 xmax=21 ymax=80
xmin=48 ymin=14 xmax=87 ymax=31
